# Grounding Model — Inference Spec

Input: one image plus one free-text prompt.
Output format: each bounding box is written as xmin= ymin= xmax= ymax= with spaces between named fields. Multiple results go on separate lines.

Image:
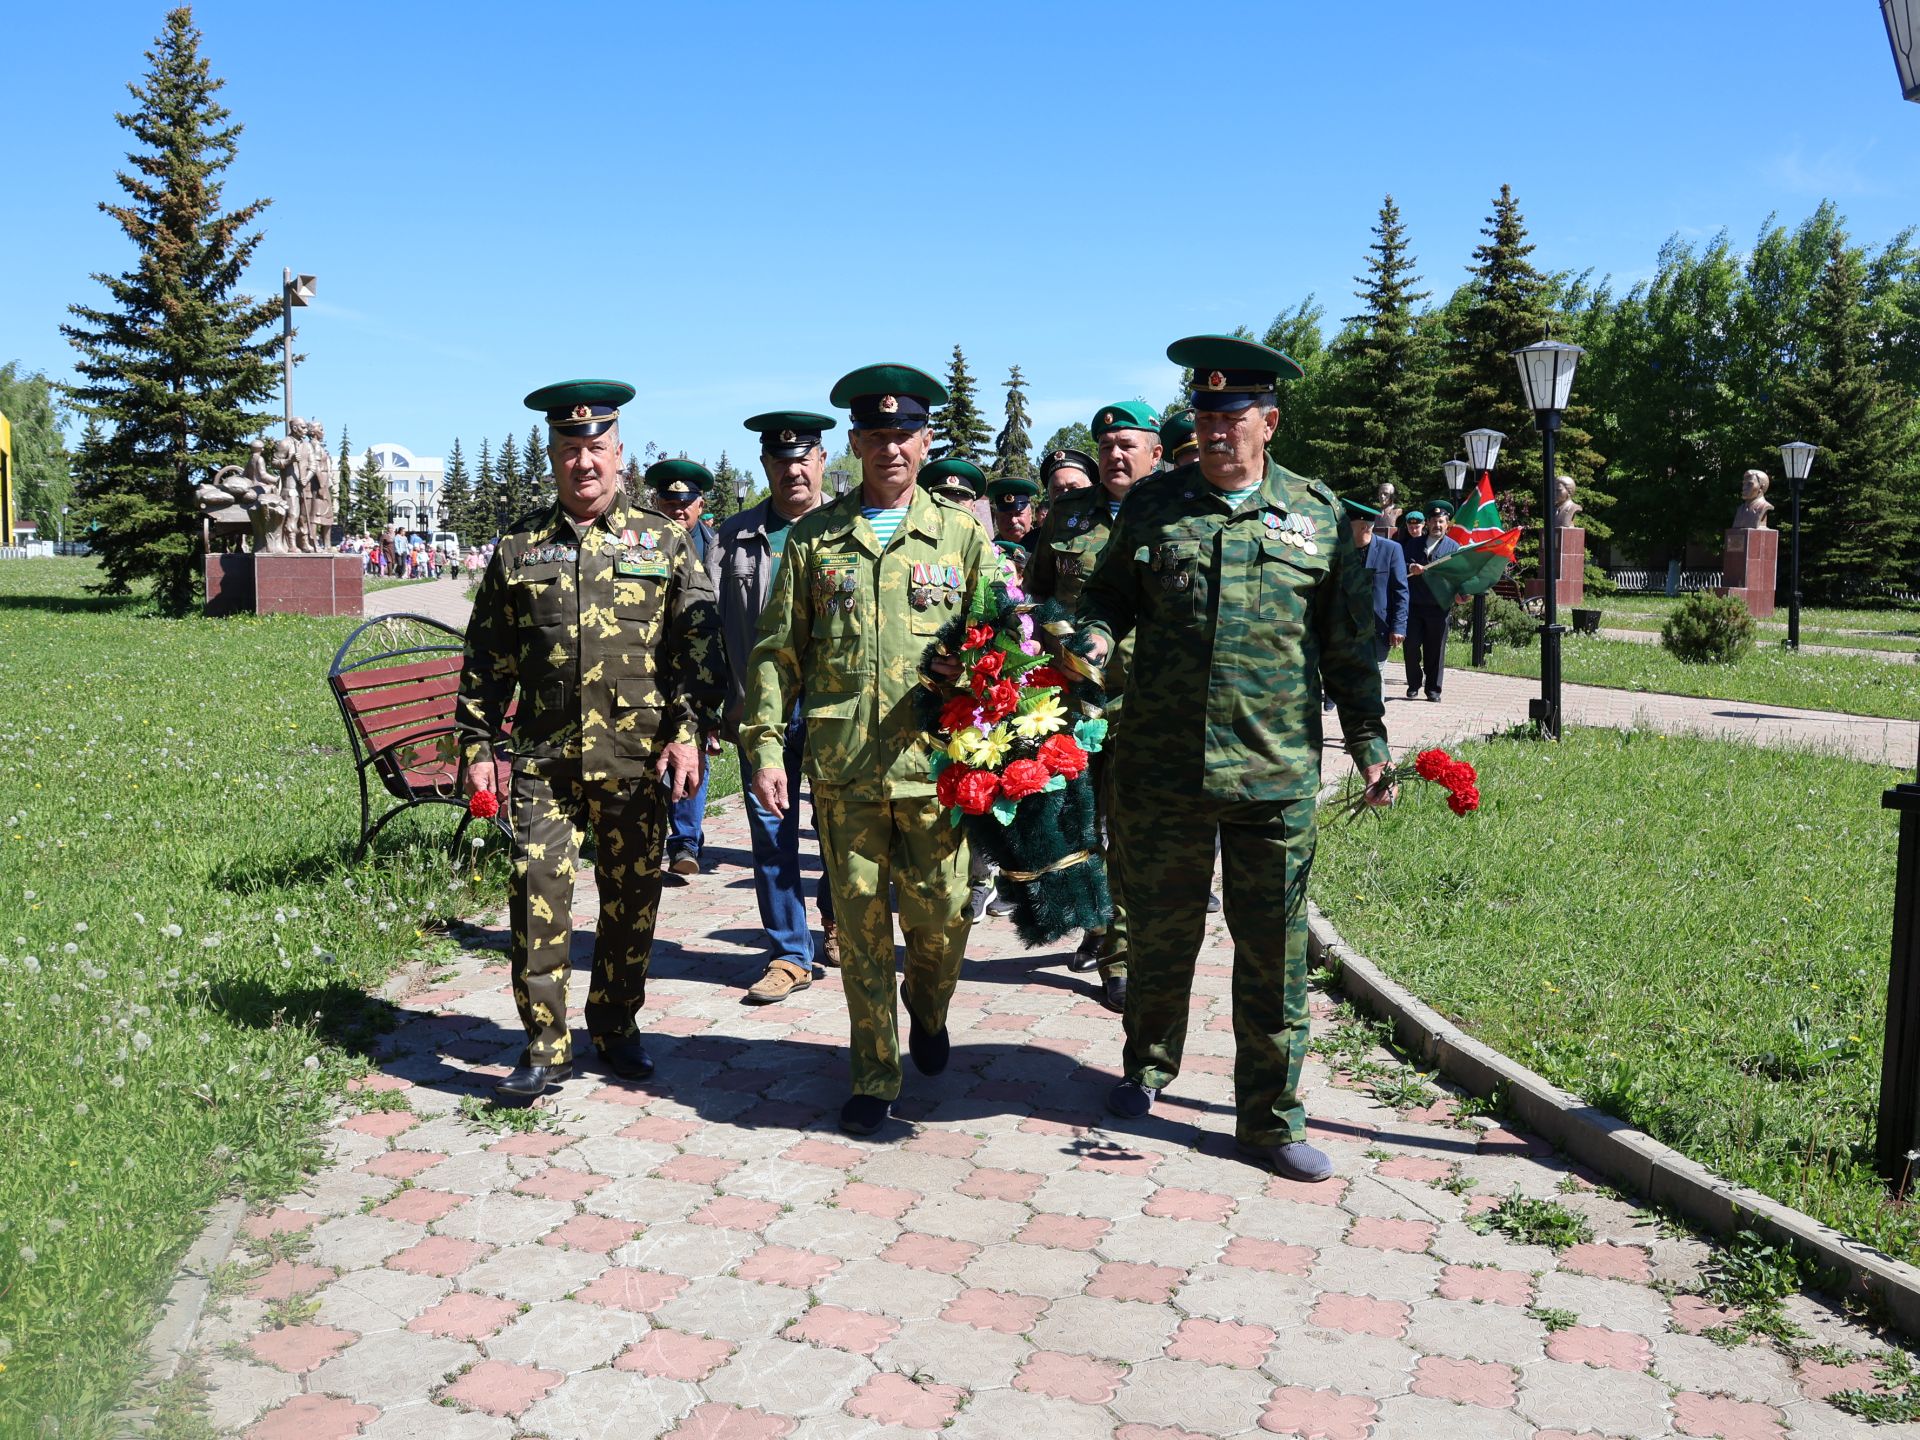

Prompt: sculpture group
xmin=196 ymin=417 xmax=336 ymax=553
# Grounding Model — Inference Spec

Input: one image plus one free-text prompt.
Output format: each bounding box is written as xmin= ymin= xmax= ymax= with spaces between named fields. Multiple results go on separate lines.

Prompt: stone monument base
xmin=205 ymin=553 xmax=363 ymax=617
xmin=1524 ymin=526 xmax=1586 ymax=608
xmin=1717 ymin=527 xmax=1778 ymax=619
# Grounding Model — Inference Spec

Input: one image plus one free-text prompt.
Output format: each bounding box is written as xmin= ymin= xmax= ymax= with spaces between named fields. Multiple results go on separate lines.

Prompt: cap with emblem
xmin=1090 ymin=400 xmax=1162 ymax=437
xmin=993 ymin=537 xmax=1030 ymax=561
xmin=986 ymin=475 xmax=1041 ymax=507
xmin=829 ymin=363 xmax=949 ymax=432
xmin=920 ymin=456 xmax=986 ymax=501
xmin=1162 ymin=408 xmax=1197 ymax=459
xmin=744 ymin=410 xmax=836 ymax=459
xmin=524 ymin=379 xmax=636 ymax=438
xmin=1166 ymin=335 xmax=1305 ymax=413
xmin=1428 ymin=499 xmax=1455 ymax=517
xmin=1040 ymin=448 xmax=1098 ymax=486
xmin=645 ymin=458 xmax=713 ymax=502
xmin=1405 ymin=509 xmax=1426 ymax=523
xmin=1341 ymin=498 xmax=1381 ymax=522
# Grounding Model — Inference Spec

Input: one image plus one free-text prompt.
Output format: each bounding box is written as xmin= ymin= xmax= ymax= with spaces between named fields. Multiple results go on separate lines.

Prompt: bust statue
xmin=1372 ymin=481 xmax=1400 ymax=536
xmin=1732 ymin=469 xmax=1773 ymax=530
xmin=1552 ymin=475 xmax=1582 ymax=528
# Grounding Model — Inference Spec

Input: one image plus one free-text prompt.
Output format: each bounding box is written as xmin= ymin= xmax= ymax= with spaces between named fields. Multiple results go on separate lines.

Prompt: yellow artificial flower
xmin=1011 ymin=692 xmax=1067 ymax=739
xmin=948 ymin=728 xmax=990 ymax=766
xmin=977 ymin=725 xmax=1011 ymax=768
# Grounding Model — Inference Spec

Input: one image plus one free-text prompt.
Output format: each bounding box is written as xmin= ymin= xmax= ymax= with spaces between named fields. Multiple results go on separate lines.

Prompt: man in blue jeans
xmin=652 ymin=461 xmax=717 ymax=874
xmin=711 ymin=410 xmax=840 ymax=1002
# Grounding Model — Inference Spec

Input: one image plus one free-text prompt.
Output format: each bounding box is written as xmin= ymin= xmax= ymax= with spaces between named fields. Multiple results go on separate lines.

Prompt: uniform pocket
xmin=801 ymin=691 xmax=862 ymax=784
xmin=1139 ymin=540 xmax=1205 ymax=622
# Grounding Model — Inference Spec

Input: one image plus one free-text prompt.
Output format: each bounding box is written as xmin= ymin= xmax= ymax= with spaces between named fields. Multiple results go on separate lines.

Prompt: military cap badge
xmin=571 ymin=404 xmax=591 ymax=420
xmin=1099 ymin=411 xmax=1114 ymax=426
xmin=879 ymin=394 xmax=899 ymax=414
xmin=1206 ymin=371 xmax=1226 ymax=391
xmin=1052 ymin=450 xmax=1065 ymax=463
xmin=780 ymin=429 xmax=796 ymax=443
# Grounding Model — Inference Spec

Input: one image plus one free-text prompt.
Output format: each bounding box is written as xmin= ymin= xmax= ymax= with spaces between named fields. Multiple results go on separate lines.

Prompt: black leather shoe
xmin=905 ymin=999 xmax=950 ymax=1076
xmin=1069 ymin=931 xmax=1104 ymax=973
xmin=495 ymin=1053 xmax=571 ymax=1101
xmin=1100 ymin=972 xmax=1128 ymax=1015
xmin=839 ymin=1094 xmax=891 ymax=1136
xmin=596 ymin=1035 xmax=655 ymax=1080
xmin=1107 ymin=1079 xmax=1156 ymax=1119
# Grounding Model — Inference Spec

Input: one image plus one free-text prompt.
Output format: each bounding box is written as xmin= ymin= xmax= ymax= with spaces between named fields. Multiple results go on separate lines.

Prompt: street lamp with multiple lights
xmin=1778 ymin=440 xmax=1817 ymax=651
xmin=1885 ymin=0 xmax=1920 ymax=101
xmin=1440 ymin=458 xmax=1473 ymax=663
xmin=1510 ymin=340 xmax=1583 ymax=739
xmin=1463 ymin=427 xmax=1507 ymax=665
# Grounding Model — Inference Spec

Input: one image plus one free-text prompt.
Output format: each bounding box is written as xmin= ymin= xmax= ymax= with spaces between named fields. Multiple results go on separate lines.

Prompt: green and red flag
xmin=1424 ymin=473 xmax=1519 ymax=606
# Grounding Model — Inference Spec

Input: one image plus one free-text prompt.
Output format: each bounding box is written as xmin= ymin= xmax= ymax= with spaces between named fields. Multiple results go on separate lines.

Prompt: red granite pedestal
xmin=1717 ymin=528 xmax=1778 ymax=619
xmin=204 ymin=554 xmax=363 ymax=617
xmin=1524 ymin=526 xmax=1585 ymax=608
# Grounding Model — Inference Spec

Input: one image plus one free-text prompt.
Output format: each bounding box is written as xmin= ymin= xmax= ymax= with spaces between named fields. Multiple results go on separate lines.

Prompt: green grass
xmin=1317 ymin=728 xmax=1917 ymax=1265
xmin=1602 ymin=594 xmax=1920 ymax=645
xmin=1452 ymin=632 xmax=1920 ymax=719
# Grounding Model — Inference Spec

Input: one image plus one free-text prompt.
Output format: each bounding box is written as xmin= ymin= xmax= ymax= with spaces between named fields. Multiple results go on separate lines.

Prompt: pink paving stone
xmin=975 ymin=1011 xmax=1036 ymax=1030
xmin=882 ymin=1232 xmax=980 ymax=1274
xmin=1547 ymin=1325 xmax=1654 ymax=1372
xmin=1259 ymin=1387 xmax=1380 ymax=1440
xmin=1437 ymin=1264 xmax=1533 ymax=1306
xmin=1672 ymin=1295 xmax=1746 ymax=1335
xmin=649 ymin=1014 xmax=712 ymax=1036
xmin=690 ymin=1196 xmax=782 ymax=1231
xmin=1533 ymin=1433 xmax=1637 ymax=1440
xmin=408 ymin=1291 xmax=522 ymax=1341
xmin=1307 ymin=1117 xmax=1376 ymax=1146
xmin=247 ymin=1260 xmax=336 ymax=1301
xmin=1402 ymin=1097 xmax=1459 ymax=1124
xmin=1180 ymin=1052 xmax=1234 ymax=1075
xmin=592 ymin=1081 xmax=667 ymax=1107
xmin=1797 ymin=1357 xmax=1888 ymax=1403
xmin=1559 ymin=1242 xmax=1653 ymax=1284
xmin=785 ymin=1303 xmax=900 ymax=1356
xmin=1409 ymin=1355 xmax=1519 ymax=1409
xmin=575 ymin=1266 xmax=688 ymax=1313
xmin=904 ymin=1130 xmax=980 ymax=1158
xmin=1221 ymin=1237 xmax=1318 ymax=1275
xmin=781 ymin=1138 xmax=865 ymax=1169
xmin=1479 ymin=1125 xmax=1549 ymax=1156
xmin=1076 ymin=1147 xmax=1162 ymax=1176
xmin=846 ymin=1371 xmax=966 ymax=1430
xmin=1017 ymin=1213 xmax=1110 ymax=1250
xmin=357 ymin=1149 xmax=447 ymax=1180
xmin=616 ymin=1329 xmax=737 ymax=1381
xmin=941 ymin=1288 xmax=1051 ymax=1335
xmin=372 ymin=1187 xmax=467 ymax=1224
xmin=244 ymin=1393 xmax=380 ymax=1440
xmin=489 ymin=1130 xmax=576 ymax=1157
xmin=1169 ymin=1317 xmax=1276 ymax=1368
xmin=957 ymin=1167 xmax=1043 ymax=1203
xmin=1015 ymin=1350 xmax=1126 ymax=1404
xmin=441 ymin=1358 xmax=564 ymax=1418
xmin=1114 ymin=1429 xmax=1217 ymax=1440
xmin=1672 ymin=1393 xmax=1788 ymax=1440
xmin=835 ymin=1181 xmax=921 ymax=1220
xmin=1019 ymin=1114 xmax=1088 ymax=1138
xmin=1347 ymin=1216 xmax=1435 ymax=1253
xmin=658 ymin=1153 xmax=742 ymax=1186
xmin=1375 ymin=1155 xmax=1455 ymax=1183
xmin=1088 ymin=1261 xmax=1187 ymax=1303
xmin=737 ymin=1244 xmax=841 ymax=1289
xmin=616 ymin=1114 xmax=702 ymax=1144
xmin=513 ymin=1167 xmax=610 ymax=1201
xmin=542 ymin=1214 xmax=641 ymax=1253
xmin=1310 ymin=1293 xmax=1411 ymax=1340
xmin=1264 ymin=1174 xmax=1349 ymax=1206
xmin=388 ymin=1236 xmax=492 ymax=1277
xmin=666 ymin=1402 xmax=796 ymax=1440
xmin=240 ymin=1206 xmax=321 ymax=1241
xmin=346 ymin=1073 xmax=413 ymax=1093
xmin=245 ymin=1323 xmax=357 ymax=1373
xmin=339 ymin=1111 xmax=418 ymax=1138
xmin=1145 ymin=1186 xmax=1238 ymax=1223
xmin=1464 ymin=1193 xmax=1504 ymax=1216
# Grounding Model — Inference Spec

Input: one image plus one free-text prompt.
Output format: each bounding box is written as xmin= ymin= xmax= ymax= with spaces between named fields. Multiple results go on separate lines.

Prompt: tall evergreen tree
xmin=60 ymin=8 xmax=282 ymax=613
xmin=1319 ymin=196 xmax=1440 ymax=497
xmin=334 ymin=426 xmax=354 ymax=533
xmin=473 ymin=438 xmax=496 ymax=538
xmin=439 ymin=437 xmax=470 ymax=539
xmin=708 ymin=451 xmax=744 ymax=522
xmin=522 ymin=425 xmax=548 ymax=516
xmin=0 ymin=362 xmax=75 ymax=532
xmin=992 ymin=365 xmax=1036 ymax=478
xmin=622 ymin=456 xmax=643 ymax=491
xmin=495 ymin=432 xmax=522 ymax=527
xmin=931 ymin=345 xmax=991 ymax=461
xmin=355 ymin=448 xmax=390 ymax=534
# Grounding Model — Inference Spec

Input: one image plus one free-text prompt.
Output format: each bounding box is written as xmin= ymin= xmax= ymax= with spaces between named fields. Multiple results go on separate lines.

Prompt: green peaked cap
xmin=986 ymin=474 xmax=1040 ymax=502
xmin=920 ymin=457 xmax=987 ymax=496
xmin=1161 ymin=409 xmax=1196 ymax=454
xmin=1090 ymin=399 xmax=1161 ymax=436
xmin=828 ymin=363 xmax=948 ymax=409
xmin=1166 ymin=334 xmax=1306 ymax=383
xmin=743 ymin=410 xmax=835 ymax=459
xmin=523 ymin=378 xmax=636 ymax=438
xmin=1341 ymin=498 xmax=1381 ymax=521
xmin=644 ymin=458 xmax=713 ymax=497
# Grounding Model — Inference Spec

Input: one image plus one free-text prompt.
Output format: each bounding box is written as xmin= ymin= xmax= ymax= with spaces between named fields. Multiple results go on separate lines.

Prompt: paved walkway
xmin=362 ymin=575 xmax=475 ymax=631
xmin=174 ymin=793 xmax=1917 ymax=1439
xmin=1598 ymin=625 xmax=1915 ymax=666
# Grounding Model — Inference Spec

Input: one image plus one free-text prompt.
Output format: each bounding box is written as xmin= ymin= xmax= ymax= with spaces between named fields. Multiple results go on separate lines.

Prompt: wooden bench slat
xmin=336 ymin=672 xmax=459 ymax=715
xmin=351 ymin=685 xmax=461 ymax=733
xmin=335 ymin=654 xmax=463 ymax=692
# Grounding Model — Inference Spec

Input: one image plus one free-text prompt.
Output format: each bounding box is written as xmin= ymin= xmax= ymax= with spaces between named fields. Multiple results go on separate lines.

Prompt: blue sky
xmin=3 ymin=2 xmax=1916 ymax=473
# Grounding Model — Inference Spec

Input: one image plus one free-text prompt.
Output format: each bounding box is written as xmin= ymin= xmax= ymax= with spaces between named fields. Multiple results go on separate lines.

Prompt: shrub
xmin=1660 ymin=590 xmax=1755 ymax=664
xmin=1486 ymin=596 xmax=1537 ymax=650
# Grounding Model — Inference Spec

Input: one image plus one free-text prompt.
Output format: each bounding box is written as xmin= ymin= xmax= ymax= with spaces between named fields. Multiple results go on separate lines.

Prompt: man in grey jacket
xmin=712 ymin=411 xmax=840 ymax=1002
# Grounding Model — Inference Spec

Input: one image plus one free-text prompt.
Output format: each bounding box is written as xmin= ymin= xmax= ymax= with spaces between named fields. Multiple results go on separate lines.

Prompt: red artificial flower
xmin=980 ymin=679 xmax=1021 ymax=724
xmin=1413 ymin=748 xmax=1452 ymax=783
xmin=468 ymin=789 xmax=499 ymax=819
xmin=962 ymin=623 xmax=994 ymax=652
xmin=1036 ymin=733 xmax=1088 ymax=779
xmin=938 ymin=694 xmax=981 ymax=732
xmin=970 ymin=649 xmax=1006 ymax=687
xmin=1000 ymin=758 xmax=1051 ymax=801
xmin=936 ymin=763 xmax=972 ymax=810
xmin=954 ymin=768 xmax=1002 ymax=815
xmin=1023 ymin=664 xmax=1068 ymax=692
xmin=1447 ymin=785 xmax=1481 ymax=817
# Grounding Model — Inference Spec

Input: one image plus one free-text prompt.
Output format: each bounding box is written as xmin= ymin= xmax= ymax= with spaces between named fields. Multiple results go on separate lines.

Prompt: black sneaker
xmin=839 ymin=1094 xmax=891 ymax=1136
xmin=1107 ymin=1079 xmax=1156 ymax=1119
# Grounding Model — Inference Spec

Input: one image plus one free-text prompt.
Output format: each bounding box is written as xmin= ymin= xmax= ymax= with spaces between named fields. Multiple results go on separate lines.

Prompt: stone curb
xmin=1307 ymin=901 xmax=1920 ymax=1339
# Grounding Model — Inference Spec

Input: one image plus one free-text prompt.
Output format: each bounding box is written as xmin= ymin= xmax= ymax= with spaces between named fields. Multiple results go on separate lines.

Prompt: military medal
xmin=639 ymin=531 xmax=658 ymax=554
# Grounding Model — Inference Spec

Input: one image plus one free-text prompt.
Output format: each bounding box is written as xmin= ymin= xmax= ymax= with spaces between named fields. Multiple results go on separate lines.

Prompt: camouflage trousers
xmin=508 ymin=759 xmax=669 ymax=1066
xmin=1088 ymin=728 xmax=1129 ymax=980
xmin=813 ymin=788 xmax=972 ymax=1099
xmin=1113 ymin=790 xmax=1316 ymax=1146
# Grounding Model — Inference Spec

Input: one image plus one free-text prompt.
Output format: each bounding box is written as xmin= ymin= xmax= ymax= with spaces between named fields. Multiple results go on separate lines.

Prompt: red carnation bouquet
xmin=467 ymin=789 xmax=500 ymax=820
xmin=1330 ymin=747 xmax=1481 ymax=822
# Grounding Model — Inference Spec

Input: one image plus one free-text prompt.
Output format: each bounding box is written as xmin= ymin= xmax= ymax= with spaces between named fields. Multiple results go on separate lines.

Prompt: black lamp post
xmin=1511 ymin=340 xmax=1583 ymax=740
xmin=1442 ymin=458 xmax=1469 ymax=657
xmin=1885 ymin=0 xmax=1920 ymax=100
xmin=1463 ymin=428 xmax=1506 ymax=666
xmin=1779 ymin=440 xmax=1815 ymax=651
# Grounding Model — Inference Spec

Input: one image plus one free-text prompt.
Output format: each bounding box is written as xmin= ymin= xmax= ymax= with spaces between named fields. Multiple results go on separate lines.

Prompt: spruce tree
xmin=708 ymin=452 xmax=742 ymax=522
xmin=61 ymin=8 xmax=282 ymax=614
xmin=992 ymin=365 xmax=1035 ymax=478
xmin=356 ymin=449 xmax=390 ymax=535
xmin=622 ymin=456 xmax=643 ymax=491
xmin=1320 ymin=196 xmax=1439 ymax=497
xmin=334 ymin=426 xmax=353 ymax=533
xmin=473 ymin=438 xmax=496 ymax=539
xmin=931 ymin=345 xmax=991 ymax=461
xmin=522 ymin=425 xmax=548 ymax=515
xmin=440 ymin=438 xmax=470 ymax=540
xmin=495 ymin=433 xmax=522 ymax=527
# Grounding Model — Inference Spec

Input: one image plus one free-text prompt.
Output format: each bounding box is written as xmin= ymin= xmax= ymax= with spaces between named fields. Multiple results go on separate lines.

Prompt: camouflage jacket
xmin=1023 ymin=482 xmax=1133 ymax=707
xmin=455 ymin=489 xmax=724 ymax=784
xmin=742 ymin=484 xmax=990 ymax=800
xmin=1076 ymin=459 xmax=1389 ymax=801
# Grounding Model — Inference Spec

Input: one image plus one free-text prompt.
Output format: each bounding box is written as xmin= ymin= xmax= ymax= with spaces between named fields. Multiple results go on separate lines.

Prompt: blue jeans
xmin=668 ymin=766 xmax=709 ymax=861
xmin=738 ymin=710 xmax=834 ymax=968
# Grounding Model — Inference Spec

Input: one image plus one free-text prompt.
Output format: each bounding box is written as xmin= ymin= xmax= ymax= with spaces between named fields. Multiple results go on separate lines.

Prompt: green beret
xmin=1040 ymin=448 xmax=1097 ymax=483
xmin=986 ymin=475 xmax=1041 ymax=504
xmin=1162 ymin=409 xmax=1196 ymax=454
xmin=1090 ymin=400 xmax=1161 ymax=437
xmin=1341 ymin=498 xmax=1381 ymax=521
xmin=524 ymin=378 xmax=635 ymax=438
xmin=645 ymin=458 xmax=713 ymax=500
xmin=744 ymin=410 xmax=836 ymax=458
xmin=1404 ymin=509 xmax=1426 ymax=523
xmin=993 ymin=538 xmax=1030 ymax=560
xmin=920 ymin=457 xmax=986 ymax=499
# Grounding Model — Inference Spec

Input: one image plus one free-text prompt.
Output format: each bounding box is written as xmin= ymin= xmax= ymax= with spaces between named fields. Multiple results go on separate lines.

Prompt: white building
xmin=369 ymin=443 xmax=446 ymax=531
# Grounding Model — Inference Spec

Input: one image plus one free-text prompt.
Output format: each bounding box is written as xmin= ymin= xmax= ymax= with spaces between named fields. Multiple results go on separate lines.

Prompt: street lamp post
xmin=1885 ymin=0 xmax=1920 ymax=101
xmin=281 ymin=269 xmax=316 ymax=436
xmin=1463 ymin=427 xmax=1507 ymax=667
xmin=1510 ymin=341 xmax=1583 ymax=740
xmin=1442 ymin=458 xmax=1470 ymax=661
xmin=59 ymin=504 xmax=70 ymax=548
xmin=1779 ymin=441 xmax=1816 ymax=652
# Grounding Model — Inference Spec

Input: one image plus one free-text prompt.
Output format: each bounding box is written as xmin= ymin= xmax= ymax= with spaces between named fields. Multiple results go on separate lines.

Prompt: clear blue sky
xmin=3 ymin=2 xmax=1916 ymax=474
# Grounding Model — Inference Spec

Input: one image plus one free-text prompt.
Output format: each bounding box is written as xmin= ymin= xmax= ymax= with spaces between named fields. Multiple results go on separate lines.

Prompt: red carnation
xmin=1413 ymin=748 xmax=1452 ymax=782
xmin=1024 ymin=664 xmax=1068 ymax=691
xmin=955 ymin=768 xmax=1002 ymax=816
xmin=980 ymin=679 xmax=1021 ymax=723
xmin=962 ymin=623 xmax=994 ymax=652
xmin=1036 ymin=733 xmax=1088 ymax=779
xmin=1000 ymin=758 xmax=1051 ymax=801
xmin=1447 ymin=785 xmax=1481 ymax=817
xmin=468 ymin=788 xmax=499 ymax=819
xmin=938 ymin=694 xmax=980 ymax=732
xmin=936 ymin=763 xmax=972 ymax=810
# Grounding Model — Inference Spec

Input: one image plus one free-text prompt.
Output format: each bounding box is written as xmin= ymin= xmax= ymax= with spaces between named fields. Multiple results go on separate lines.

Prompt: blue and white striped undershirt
xmin=861 ymin=505 xmax=908 ymax=550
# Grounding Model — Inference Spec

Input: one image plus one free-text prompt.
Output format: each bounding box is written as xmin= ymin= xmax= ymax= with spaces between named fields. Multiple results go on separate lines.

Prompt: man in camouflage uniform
xmin=1025 ymin=402 xmax=1162 ymax=1012
xmin=457 ymin=380 xmax=724 ymax=1100
xmin=1076 ymin=336 xmax=1393 ymax=1181
xmin=742 ymin=363 xmax=990 ymax=1137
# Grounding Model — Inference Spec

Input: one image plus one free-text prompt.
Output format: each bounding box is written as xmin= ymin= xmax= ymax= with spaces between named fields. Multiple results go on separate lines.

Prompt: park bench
xmin=328 ymin=612 xmax=514 ymax=858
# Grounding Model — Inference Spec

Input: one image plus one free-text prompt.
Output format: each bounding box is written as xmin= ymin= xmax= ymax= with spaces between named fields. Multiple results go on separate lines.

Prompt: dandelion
xmin=18 ymin=1247 xmax=36 ymax=1265
xmin=63 ymin=942 xmax=78 ymax=955
xmin=131 ymin=912 xmax=145 ymax=925
xmin=200 ymin=934 xmax=220 ymax=948
xmin=73 ymin=1102 xmax=88 ymax=1117
xmin=22 ymin=957 xmax=39 ymax=974
xmin=22 ymin=891 xmax=34 ymax=901
xmin=131 ymin=1032 xmax=152 ymax=1053
xmin=72 ymin=921 xmax=86 ymax=933
xmin=45 ymin=1220 xmax=65 ymax=1235
xmin=160 ymin=924 xmax=182 ymax=939
xmin=302 ymin=1055 xmax=319 ymax=1071
xmin=108 ymin=1074 xmax=125 ymax=1089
